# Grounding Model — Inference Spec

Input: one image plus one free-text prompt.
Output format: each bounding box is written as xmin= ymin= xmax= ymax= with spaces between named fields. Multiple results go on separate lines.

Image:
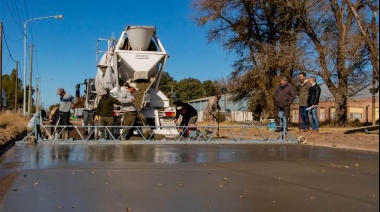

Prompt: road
xmin=0 ymin=143 xmax=378 ymax=212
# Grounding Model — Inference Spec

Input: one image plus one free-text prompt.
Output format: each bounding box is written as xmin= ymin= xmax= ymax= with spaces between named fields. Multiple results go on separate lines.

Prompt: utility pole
xmin=36 ymin=78 xmax=39 ymax=112
xmin=171 ymin=85 xmax=173 ymax=106
xmin=15 ymin=61 xmax=18 ymax=111
xmin=27 ymin=44 xmax=33 ymax=116
xmin=0 ymin=22 xmax=3 ymax=111
xmin=221 ymin=87 xmax=227 ymax=111
xmin=370 ymin=82 xmax=379 ymax=126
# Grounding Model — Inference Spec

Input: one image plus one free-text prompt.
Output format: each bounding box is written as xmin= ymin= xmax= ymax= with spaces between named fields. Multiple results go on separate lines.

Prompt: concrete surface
xmin=0 ymin=143 xmax=378 ymax=212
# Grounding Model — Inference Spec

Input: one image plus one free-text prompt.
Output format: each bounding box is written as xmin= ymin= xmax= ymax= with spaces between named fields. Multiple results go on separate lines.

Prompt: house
xmin=290 ymin=83 xmax=379 ymax=123
xmin=187 ymin=94 xmax=254 ymax=122
xmin=185 ymin=83 xmax=379 ymax=123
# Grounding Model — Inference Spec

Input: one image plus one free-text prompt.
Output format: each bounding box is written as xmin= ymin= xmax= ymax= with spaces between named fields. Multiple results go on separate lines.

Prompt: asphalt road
xmin=0 ymin=143 xmax=378 ymax=212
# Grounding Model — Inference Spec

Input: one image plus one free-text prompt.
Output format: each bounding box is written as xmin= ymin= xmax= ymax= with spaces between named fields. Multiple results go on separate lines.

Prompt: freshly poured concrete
xmin=0 ymin=143 xmax=378 ymax=212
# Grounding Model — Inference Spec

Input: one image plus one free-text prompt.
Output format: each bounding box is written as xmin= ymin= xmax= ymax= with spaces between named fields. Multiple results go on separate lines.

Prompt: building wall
xmin=188 ymin=94 xmax=379 ymax=124
xmin=291 ymin=96 xmax=379 ymax=123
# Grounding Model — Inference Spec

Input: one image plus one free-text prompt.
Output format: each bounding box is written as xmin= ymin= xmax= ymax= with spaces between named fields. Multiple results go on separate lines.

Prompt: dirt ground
xmin=287 ymin=127 xmax=379 ymax=152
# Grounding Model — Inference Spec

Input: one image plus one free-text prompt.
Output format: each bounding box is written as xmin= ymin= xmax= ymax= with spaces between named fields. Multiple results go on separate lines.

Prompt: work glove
xmin=94 ymin=115 xmax=99 ymax=122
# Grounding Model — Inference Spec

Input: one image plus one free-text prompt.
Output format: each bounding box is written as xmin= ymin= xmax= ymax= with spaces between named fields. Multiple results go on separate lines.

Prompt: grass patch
xmin=0 ymin=112 xmax=29 ymax=145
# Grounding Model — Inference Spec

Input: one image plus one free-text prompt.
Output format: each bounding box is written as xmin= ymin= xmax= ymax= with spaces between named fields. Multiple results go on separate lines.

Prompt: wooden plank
xmin=344 ymin=125 xmax=379 ymax=134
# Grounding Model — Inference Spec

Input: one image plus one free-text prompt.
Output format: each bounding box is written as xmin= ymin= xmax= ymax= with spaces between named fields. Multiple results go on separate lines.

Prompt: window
xmin=320 ymin=108 xmax=325 ymax=121
xmin=292 ymin=109 xmax=299 ymax=123
xmin=350 ymin=113 xmax=362 ymax=121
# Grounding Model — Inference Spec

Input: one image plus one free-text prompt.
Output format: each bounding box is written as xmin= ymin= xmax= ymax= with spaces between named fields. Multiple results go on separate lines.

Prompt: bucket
xmin=187 ymin=124 xmax=198 ymax=137
xmin=267 ymin=119 xmax=275 ymax=130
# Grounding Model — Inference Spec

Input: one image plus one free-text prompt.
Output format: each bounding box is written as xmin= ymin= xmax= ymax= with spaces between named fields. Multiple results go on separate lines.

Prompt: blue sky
xmin=1 ymin=0 xmax=235 ymax=108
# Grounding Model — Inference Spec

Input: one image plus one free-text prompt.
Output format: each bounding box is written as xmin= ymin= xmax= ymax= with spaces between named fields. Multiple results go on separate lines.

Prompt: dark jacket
xmin=307 ymin=83 xmax=321 ymax=106
xmin=97 ymin=96 xmax=121 ymax=117
xmin=275 ymin=83 xmax=296 ymax=107
xmin=175 ymin=103 xmax=198 ymax=126
xmin=297 ymin=80 xmax=310 ymax=106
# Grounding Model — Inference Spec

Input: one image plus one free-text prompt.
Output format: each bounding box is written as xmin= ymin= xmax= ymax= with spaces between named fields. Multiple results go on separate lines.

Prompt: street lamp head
xmin=55 ymin=15 xmax=64 ymax=19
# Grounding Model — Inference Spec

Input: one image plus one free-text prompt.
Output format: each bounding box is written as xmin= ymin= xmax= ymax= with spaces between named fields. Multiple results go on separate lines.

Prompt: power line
xmin=3 ymin=0 xmax=23 ymax=34
xmin=22 ymin=0 xmax=35 ymax=43
xmin=2 ymin=29 xmax=17 ymax=63
xmin=2 ymin=28 xmax=23 ymax=42
xmin=33 ymin=44 xmax=40 ymax=80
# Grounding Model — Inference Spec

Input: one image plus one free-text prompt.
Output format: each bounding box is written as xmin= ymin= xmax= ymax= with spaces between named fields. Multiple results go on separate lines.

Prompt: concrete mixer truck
xmin=76 ymin=25 xmax=178 ymax=139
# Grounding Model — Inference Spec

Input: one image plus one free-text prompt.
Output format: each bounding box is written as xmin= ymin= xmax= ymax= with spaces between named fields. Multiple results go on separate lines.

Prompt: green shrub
xmin=348 ymin=119 xmax=363 ymax=127
xmin=320 ymin=118 xmax=334 ymax=127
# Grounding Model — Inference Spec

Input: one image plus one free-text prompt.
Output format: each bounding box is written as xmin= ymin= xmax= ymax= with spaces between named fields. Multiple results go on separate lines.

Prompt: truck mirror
xmin=75 ymin=84 xmax=80 ymax=98
xmin=76 ymin=89 xmax=80 ymax=98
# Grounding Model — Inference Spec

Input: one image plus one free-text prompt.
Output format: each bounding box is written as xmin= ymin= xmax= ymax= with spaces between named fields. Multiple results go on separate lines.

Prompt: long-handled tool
xmin=52 ymin=113 xmax=62 ymax=140
xmin=217 ymin=109 xmax=220 ymax=137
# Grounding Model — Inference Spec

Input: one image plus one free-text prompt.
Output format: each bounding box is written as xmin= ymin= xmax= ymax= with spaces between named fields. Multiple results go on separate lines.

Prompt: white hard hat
xmin=100 ymin=90 xmax=107 ymax=95
xmin=128 ymin=83 xmax=139 ymax=91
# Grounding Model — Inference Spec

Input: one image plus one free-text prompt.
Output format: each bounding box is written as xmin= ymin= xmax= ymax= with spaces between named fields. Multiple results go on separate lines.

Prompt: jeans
xmin=276 ymin=106 xmax=290 ymax=130
xmin=121 ymin=111 xmax=138 ymax=139
xmin=309 ymin=106 xmax=319 ymax=130
xmin=299 ymin=105 xmax=309 ymax=130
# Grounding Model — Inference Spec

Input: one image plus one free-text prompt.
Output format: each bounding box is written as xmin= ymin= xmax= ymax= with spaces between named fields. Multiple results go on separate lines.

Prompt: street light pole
xmin=27 ymin=44 xmax=33 ymax=116
xmin=23 ymin=14 xmax=63 ymax=116
xmin=36 ymin=77 xmax=53 ymax=111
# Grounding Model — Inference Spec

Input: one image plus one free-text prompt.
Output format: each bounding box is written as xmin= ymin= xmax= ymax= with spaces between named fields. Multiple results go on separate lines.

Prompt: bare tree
xmin=192 ymin=0 xmax=301 ymax=118
xmin=192 ymin=0 xmax=371 ymax=125
xmin=286 ymin=0 xmax=370 ymax=126
xmin=346 ymin=0 xmax=379 ymax=125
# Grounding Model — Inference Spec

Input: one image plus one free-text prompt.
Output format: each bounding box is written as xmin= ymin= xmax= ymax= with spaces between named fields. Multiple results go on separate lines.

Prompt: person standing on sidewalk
xmin=95 ymin=89 xmax=121 ymax=139
xmin=274 ymin=77 xmax=296 ymax=132
xmin=297 ymin=72 xmax=311 ymax=132
xmin=307 ymin=76 xmax=321 ymax=133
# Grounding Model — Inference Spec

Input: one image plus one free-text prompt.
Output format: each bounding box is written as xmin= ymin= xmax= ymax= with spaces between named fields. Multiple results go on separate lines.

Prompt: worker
xmin=26 ymin=112 xmax=43 ymax=142
xmin=56 ymin=88 xmax=77 ymax=140
xmin=204 ymin=94 xmax=221 ymax=133
xmin=49 ymin=106 xmax=59 ymax=139
xmin=95 ymin=89 xmax=121 ymax=139
xmin=173 ymin=100 xmax=198 ymax=137
xmin=118 ymin=82 xmax=139 ymax=140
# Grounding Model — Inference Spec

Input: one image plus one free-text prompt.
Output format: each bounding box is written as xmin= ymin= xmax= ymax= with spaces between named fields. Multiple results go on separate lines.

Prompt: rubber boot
xmin=99 ymin=132 xmax=105 ymax=140
xmin=63 ymin=131 xmax=69 ymax=140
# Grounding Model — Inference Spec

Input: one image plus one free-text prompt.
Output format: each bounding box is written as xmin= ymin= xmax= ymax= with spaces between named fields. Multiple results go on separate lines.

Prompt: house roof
xmin=319 ymin=83 xmax=379 ymax=101
xmin=187 ymin=96 xmax=213 ymax=103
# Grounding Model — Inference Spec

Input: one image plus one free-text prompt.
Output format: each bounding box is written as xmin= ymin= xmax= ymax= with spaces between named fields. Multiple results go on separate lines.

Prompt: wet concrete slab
xmin=0 ymin=143 xmax=378 ymax=212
